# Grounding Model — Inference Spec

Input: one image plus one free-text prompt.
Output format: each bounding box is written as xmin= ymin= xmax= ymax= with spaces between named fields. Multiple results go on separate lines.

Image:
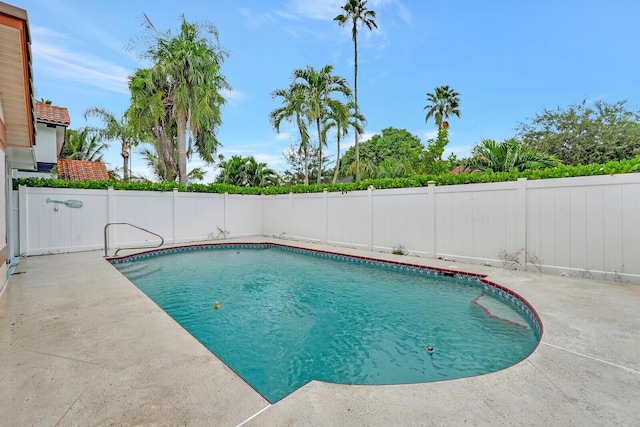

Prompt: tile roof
xmin=57 ymin=159 xmax=109 ymax=181
xmin=35 ymin=102 xmax=70 ymax=126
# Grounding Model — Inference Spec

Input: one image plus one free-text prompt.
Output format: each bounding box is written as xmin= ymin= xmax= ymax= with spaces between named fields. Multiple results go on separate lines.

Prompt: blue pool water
xmin=113 ymin=245 xmax=540 ymax=402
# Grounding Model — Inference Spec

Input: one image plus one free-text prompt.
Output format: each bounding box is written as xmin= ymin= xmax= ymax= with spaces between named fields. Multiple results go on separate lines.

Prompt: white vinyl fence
xmin=10 ymin=173 xmax=640 ymax=284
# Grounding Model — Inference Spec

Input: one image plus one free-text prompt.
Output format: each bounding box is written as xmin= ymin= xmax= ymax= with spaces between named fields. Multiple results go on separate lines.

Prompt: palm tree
xmin=323 ymin=100 xmax=365 ymax=183
xmin=468 ymin=138 xmax=559 ymax=172
xmin=244 ymin=157 xmax=279 ymax=187
xmin=136 ymin=15 xmax=229 ymax=187
xmin=290 ymin=65 xmax=351 ymax=184
xmin=139 ymin=142 xmax=206 ymax=183
xmin=215 ymin=155 xmax=278 ymax=187
xmin=270 ymin=86 xmax=311 ymax=185
xmin=84 ymin=107 xmax=138 ymax=181
xmin=376 ymin=157 xmax=410 ymax=179
xmin=60 ymin=128 xmax=108 ymax=161
xmin=126 ymin=67 xmax=178 ymax=181
xmin=335 ymin=0 xmax=377 ymax=181
xmin=424 ymin=85 xmax=461 ymax=130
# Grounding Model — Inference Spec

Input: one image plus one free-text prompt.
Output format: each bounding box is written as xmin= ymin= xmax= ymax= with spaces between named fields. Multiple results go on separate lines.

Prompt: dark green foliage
xmin=517 ymin=100 xmax=640 ymax=165
xmin=15 ymin=156 xmax=640 ymax=194
xmin=340 ymin=127 xmax=424 ymax=177
xmin=467 ymin=138 xmax=559 ymax=172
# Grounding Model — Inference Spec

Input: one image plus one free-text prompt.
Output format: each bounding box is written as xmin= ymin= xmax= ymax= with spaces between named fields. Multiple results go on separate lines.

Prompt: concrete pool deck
xmin=1 ymin=238 xmax=639 ymax=426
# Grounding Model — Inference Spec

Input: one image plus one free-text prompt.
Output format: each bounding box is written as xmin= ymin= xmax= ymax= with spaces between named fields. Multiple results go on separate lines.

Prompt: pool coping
xmin=2 ymin=237 xmax=639 ymax=426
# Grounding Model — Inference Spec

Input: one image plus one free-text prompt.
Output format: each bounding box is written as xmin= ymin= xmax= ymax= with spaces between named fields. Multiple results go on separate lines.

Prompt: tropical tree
xmin=60 ymin=128 xmax=108 ymax=161
xmin=270 ymin=85 xmax=311 ymax=185
xmin=517 ymin=99 xmax=640 ymax=165
xmin=467 ymin=138 xmax=559 ymax=172
xmin=215 ymin=155 xmax=278 ymax=187
xmin=290 ymin=64 xmax=351 ymax=184
xmin=424 ymin=85 xmax=461 ymax=129
xmin=340 ymin=127 xmax=423 ymax=177
xmin=139 ymin=142 xmax=206 ymax=183
xmin=133 ymin=15 xmax=229 ymax=186
xmin=127 ymin=68 xmax=178 ymax=181
xmin=376 ymin=157 xmax=411 ymax=179
xmin=334 ymin=0 xmax=377 ymax=181
xmin=84 ymin=107 xmax=138 ymax=181
xmin=323 ymin=99 xmax=365 ymax=183
xmin=281 ymin=144 xmax=332 ymax=185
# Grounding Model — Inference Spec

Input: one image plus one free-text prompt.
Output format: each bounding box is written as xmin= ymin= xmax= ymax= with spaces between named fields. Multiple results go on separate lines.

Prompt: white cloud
xmin=222 ymin=88 xmax=246 ymax=106
xmin=422 ymin=130 xmax=438 ymax=141
xmin=286 ymin=0 xmax=343 ymax=21
xmin=31 ymin=26 xmax=130 ymax=94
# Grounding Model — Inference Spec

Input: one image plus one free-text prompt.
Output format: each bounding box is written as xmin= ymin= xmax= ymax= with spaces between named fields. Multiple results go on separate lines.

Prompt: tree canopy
xmin=129 ymin=15 xmax=229 ymax=186
xmin=215 ymin=155 xmax=279 ymax=187
xmin=517 ymin=100 xmax=640 ymax=165
xmin=340 ymin=127 xmax=423 ymax=178
xmin=60 ymin=128 xmax=108 ymax=162
xmin=467 ymin=138 xmax=559 ymax=173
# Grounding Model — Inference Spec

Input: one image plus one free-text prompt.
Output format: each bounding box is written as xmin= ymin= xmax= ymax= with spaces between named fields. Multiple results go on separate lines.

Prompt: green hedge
xmin=13 ymin=156 xmax=640 ymax=195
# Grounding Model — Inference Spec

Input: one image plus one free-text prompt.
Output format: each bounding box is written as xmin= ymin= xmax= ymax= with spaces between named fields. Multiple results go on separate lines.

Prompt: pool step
xmin=115 ymin=263 xmax=163 ymax=280
xmin=472 ymin=294 xmax=529 ymax=329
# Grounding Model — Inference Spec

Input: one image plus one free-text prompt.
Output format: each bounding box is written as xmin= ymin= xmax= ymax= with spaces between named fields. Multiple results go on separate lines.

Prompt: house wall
xmin=1 ymin=149 xmax=7 ymax=282
xmin=15 ymin=123 xmax=57 ymax=178
xmin=33 ymin=123 xmax=57 ymax=163
xmin=12 ymin=173 xmax=640 ymax=284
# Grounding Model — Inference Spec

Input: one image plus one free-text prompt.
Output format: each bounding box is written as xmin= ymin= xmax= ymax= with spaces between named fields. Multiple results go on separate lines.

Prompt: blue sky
xmin=13 ymin=0 xmax=640 ymax=181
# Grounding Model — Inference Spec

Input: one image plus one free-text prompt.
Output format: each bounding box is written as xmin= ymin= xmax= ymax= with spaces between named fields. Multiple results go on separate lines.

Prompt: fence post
xmin=368 ymin=185 xmax=374 ymax=251
xmin=323 ymin=189 xmax=329 ymax=244
xmin=289 ymin=192 xmax=294 ymax=238
xmin=427 ymin=181 xmax=437 ymax=259
xmin=224 ymin=192 xmax=228 ymax=239
xmin=18 ymin=185 xmax=28 ymax=256
xmin=516 ymin=178 xmax=528 ymax=268
xmin=106 ymin=186 xmax=115 ymax=249
xmin=172 ymin=188 xmax=178 ymax=244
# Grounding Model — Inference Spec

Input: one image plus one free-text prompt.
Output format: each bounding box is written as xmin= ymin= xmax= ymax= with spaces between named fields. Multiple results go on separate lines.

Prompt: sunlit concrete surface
xmin=1 ymin=238 xmax=639 ymax=426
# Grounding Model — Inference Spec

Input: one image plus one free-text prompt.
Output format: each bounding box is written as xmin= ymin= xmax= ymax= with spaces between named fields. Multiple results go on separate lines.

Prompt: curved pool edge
xmin=107 ymin=240 xmax=544 ymax=366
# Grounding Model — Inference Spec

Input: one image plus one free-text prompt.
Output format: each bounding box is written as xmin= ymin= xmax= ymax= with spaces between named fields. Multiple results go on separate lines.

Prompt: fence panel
xmin=371 ymin=187 xmax=430 ymax=255
xmin=13 ymin=173 xmax=640 ymax=283
xmin=173 ymin=192 xmax=224 ymax=242
xmin=20 ymin=187 xmax=108 ymax=255
xmin=262 ymin=195 xmax=291 ymax=238
xmin=326 ymin=190 xmax=370 ymax=248
xmin=226 ymin=195 xmax=263 ymax=238
xmin=291 ymin=193 xmax=326 ymax=242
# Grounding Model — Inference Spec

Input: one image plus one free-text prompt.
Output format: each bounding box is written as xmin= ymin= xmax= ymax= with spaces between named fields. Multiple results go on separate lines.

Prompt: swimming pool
xmin=110 ymin=243 xmax=541 ymax=403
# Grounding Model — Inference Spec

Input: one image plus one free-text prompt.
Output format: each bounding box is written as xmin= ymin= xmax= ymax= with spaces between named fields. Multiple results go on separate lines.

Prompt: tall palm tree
xmin=137 ymin=15 xmax=229 ymax=187
xmin=424 ymin=85 xmax=461 ymax=129
xmin=468 ymin=138 xmax=559 ymax=172
xmin=290 ymin=65 xmax=351 ymax=184
xmin=126 ymin=67 xmax=178 ymax=181
xmin=61 ymin=128 xmax=108 ymax=161
xmin=84 ymin=107 xmax=138 ymax=181
xmin=335 ymin=0 xmax=377 ymax=181
xmin=323 ymin=99 xmax=365 ymax=183
xmin=270 ymin=86 xmax=311 ymax=185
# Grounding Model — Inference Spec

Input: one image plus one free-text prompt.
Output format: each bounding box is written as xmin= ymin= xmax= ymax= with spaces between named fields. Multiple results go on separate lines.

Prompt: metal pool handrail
xmin=104 ymin=222 xmax=164 ymax=257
